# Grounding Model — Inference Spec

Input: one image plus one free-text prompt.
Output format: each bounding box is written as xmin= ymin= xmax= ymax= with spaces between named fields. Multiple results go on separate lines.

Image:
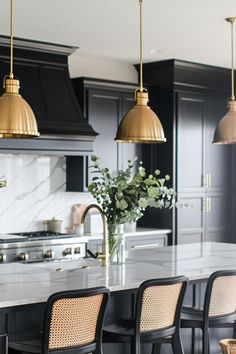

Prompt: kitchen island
xmin=0 ymin=241 xmax=235 ymax=307
xmin=2 ymin=241 xmax=236 ymax=354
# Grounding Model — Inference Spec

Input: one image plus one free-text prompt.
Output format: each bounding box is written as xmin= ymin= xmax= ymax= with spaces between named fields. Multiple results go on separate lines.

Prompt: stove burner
xmin=11 ymin=231 xmax=68 ymax=238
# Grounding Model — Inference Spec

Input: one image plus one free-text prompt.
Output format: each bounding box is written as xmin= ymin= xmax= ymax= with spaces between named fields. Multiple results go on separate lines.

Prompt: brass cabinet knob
xmin=63 ymin=248 xmax=72 ymax=256
xmin=74 ymin=247 xmax=81 ymax=254
xmin=0 ymin=254 xmax=6 ymax=262
xmin=44 ymin=250 xmax=54 ymax=259
xmin=18 ymin=252 xmax=29 ymax=261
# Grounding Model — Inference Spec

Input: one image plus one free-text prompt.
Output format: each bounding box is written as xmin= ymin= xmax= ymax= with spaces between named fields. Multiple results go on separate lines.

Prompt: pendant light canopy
xmin=0 ymin=0 xmax=39 ymax=139
xmin=115 ymin=0 xmax=166 ymax=143
xmin=213 ymin=17 xmax=236 ymax=144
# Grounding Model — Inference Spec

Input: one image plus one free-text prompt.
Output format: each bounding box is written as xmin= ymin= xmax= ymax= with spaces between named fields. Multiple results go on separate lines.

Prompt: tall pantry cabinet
xmin=139 ymin=60 xmax=235 ymax=244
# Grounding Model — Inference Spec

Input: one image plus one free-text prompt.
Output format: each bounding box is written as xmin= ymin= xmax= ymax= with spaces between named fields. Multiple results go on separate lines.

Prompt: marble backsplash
xmin=0 ymin=155 xmax=93 ymax=233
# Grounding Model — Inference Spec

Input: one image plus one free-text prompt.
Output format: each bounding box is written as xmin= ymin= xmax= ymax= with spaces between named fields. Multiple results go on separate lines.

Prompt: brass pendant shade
xmin=0 ymin=0 xmax=39 ymax=139
xmin=115 ymin=0 xmax=166 ymax=144
xmin=115 ymin=91 xmax=166 ymax=143
xmin=213 ymin=100 xmax=236 ymax=144
xmin=0 ymin=78 xmax=39 ymax=138
xmin=213 ymin=17 xmax=236 ymax=144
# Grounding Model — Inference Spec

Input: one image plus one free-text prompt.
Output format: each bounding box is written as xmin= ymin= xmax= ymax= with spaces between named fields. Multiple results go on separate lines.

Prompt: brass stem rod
xmin=139 ymin=0 xmax=143 ymax=92
xmin=231 ymin=21 xmax=235 ymax=100
xmin=10 ymin=0 xmax=14 ymax=79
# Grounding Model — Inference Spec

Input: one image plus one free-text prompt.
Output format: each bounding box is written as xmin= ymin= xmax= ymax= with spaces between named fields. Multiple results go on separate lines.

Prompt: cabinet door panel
xmin=118 ymin=93 xmax=140 ymax=170
xmin=87 ymin=90 xmax=121 ymax=182
xmin=205 ymin=98 xmax=233 ymax=190
xmin=206 ymin=194 xmax=233 ymax=242
xmin=177 ymin=196 xmax=205 ymax=244
xmin=177 ymin=95 xmax=205 ymax=193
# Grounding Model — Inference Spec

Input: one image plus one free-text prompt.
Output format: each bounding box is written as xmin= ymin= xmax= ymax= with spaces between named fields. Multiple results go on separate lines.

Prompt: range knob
xmin=74 ymin=247 xmax=81 ymax=254
xmin=44 ymin=250 xmax=54 ymax=259
xmin=18 ymin=252 xmax=29 ymax=261
xmin=63 ymin=248 xmax=72 ymax=256
xmin=0 ymin=254 xmax=6 ymax=263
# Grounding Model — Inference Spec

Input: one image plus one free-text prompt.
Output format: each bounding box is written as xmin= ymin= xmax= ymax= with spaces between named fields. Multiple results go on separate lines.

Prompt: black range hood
xmin=0 ymin=35 xmax=97 ymax=155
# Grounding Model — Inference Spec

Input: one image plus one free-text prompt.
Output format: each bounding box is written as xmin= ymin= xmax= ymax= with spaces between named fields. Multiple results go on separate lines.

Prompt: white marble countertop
xmin=0 ymin=241 xmax=235 ymax=309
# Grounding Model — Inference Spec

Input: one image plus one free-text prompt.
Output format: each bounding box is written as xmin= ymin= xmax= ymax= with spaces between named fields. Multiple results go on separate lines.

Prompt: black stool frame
xmin=181 ymin=270 xmax=236 ymax=354
xmin=10 ymin=286 xmax=110 ymax=354
xmin=104 ymin=276 xmax=188 ymax=354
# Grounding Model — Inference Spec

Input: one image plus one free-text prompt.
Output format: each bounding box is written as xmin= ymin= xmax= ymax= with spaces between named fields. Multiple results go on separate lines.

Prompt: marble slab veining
xmin=0 ymin=155 xmax=94 ymax=233
xmin=0 ymin=242 xmax=235 ymax=309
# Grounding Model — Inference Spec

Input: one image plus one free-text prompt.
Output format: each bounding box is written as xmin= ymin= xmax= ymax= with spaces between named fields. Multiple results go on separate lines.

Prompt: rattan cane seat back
xmin=140 ymin=283 xmax=182 ymax=332
xmin=209 ymin=275 xmax=236 ymax=317
xmin=103 ymin=276 xmax=188 ymax=354
xmin=181 ymin=270 xmax=236 ymax=354
xmin=9 ymin=287 xmax=110 ymax=354
xmin=48 ymin=294 xmax=103 ymax=350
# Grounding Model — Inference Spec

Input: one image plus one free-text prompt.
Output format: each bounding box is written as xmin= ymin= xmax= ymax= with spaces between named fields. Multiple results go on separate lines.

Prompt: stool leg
xmin=152 ymin=343 xmax=161 ymax=354
xmin=172 ymin=333 xmax=184 ymax=354
xmin=131 ymin=343 xmax=135 ymax=354
xmin=233 ymin=321 xmax=236 ymax=338
xmin=202 ymin=326 xmax=209 ymax=354
xmin=132 ymin=339 xmax=141 ymax=354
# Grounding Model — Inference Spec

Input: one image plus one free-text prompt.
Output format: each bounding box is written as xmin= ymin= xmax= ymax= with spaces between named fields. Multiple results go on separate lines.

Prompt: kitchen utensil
xmin=43 ymin=217 xmax=62 ymax=233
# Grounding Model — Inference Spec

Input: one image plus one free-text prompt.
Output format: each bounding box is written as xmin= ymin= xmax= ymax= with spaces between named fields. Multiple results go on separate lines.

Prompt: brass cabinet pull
xmin=205 ymin=174 xmax=212 ymax=188
xmin=208 ymin=174 xmax=212 ymax=188
xmin=203 ymin=198 xmax=211 ymax=213
xmin=203 ymin=174 xmax=212 ymax=188
xmin=205 ymin=197 xmax=211 ymax=213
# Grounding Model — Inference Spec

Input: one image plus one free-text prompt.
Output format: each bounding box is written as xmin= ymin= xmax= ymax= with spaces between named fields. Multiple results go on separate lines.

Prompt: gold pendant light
xmin=213 ymin=17 xmax=236 ymax=144
xmin=0 ymin=0 xmax=39 ymax=139
xmin=115 ymin=0 xmax=166 ymax=143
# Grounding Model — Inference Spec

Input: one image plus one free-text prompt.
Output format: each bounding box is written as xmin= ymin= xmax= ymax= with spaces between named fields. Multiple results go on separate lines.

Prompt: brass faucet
xmin=81 ymin=204 xmax=109 ymax=267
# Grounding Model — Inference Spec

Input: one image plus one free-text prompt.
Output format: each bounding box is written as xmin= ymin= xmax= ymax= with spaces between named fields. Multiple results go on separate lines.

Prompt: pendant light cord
xmin=230 ymin=20 xmax=235 ymax=100
xmin=9 ymin=0 xmax=14 ymax=79
xmin=139 ymin=0 xmax=143 ymax=92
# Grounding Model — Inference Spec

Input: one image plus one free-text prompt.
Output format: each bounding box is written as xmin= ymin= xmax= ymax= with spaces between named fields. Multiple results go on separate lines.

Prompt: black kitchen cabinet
xmin=176 ymin=93 xmax=233 ymax=244
xmin=137 ymin=59 xmax=234 ymax=244
xmin=72 ymin=78 xmax=141 ymax=189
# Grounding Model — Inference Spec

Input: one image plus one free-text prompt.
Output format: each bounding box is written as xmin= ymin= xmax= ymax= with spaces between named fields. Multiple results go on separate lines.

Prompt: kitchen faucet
xmin=81 ymin=204 xmax=109 ymax=267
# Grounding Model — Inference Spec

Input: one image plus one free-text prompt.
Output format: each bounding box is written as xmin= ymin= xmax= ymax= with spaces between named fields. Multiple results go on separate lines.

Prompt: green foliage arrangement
xmin=88 ymin=156 xmax=175 ymax=226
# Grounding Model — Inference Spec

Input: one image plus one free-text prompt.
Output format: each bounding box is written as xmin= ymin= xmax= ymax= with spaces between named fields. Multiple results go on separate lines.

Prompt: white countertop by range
xmin=0 ymin=241 xmax=235 ymax=309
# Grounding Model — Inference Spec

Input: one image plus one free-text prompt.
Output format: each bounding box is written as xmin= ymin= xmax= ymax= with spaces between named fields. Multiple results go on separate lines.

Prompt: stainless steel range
xmin=0 ymin=231 xmax=87 ymax=263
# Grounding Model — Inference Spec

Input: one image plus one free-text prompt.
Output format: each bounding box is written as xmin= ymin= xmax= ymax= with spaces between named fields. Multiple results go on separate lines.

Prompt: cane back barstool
xmin=9 ymin=287 xmax=110 ymax=354
xmin=181 ymin=270 xmax=236 ymax=354
xmin=103 ymin=276 xmax=188 ymax=354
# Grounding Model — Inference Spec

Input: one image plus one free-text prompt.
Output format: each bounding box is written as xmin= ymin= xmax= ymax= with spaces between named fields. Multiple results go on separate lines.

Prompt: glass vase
xmin=108 ymin=223 xmax=125 ymax=264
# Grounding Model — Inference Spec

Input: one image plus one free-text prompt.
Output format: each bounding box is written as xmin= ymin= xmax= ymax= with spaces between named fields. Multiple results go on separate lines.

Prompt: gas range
xmin=0 ymin=231 xmax=87 ymax=263
xmin=10 ymin=231 xmax=74 ymax=240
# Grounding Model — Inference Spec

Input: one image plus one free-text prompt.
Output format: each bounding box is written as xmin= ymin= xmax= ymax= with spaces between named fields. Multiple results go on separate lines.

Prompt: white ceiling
xmin=0 ymin=0 xmax=236 ymax=69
